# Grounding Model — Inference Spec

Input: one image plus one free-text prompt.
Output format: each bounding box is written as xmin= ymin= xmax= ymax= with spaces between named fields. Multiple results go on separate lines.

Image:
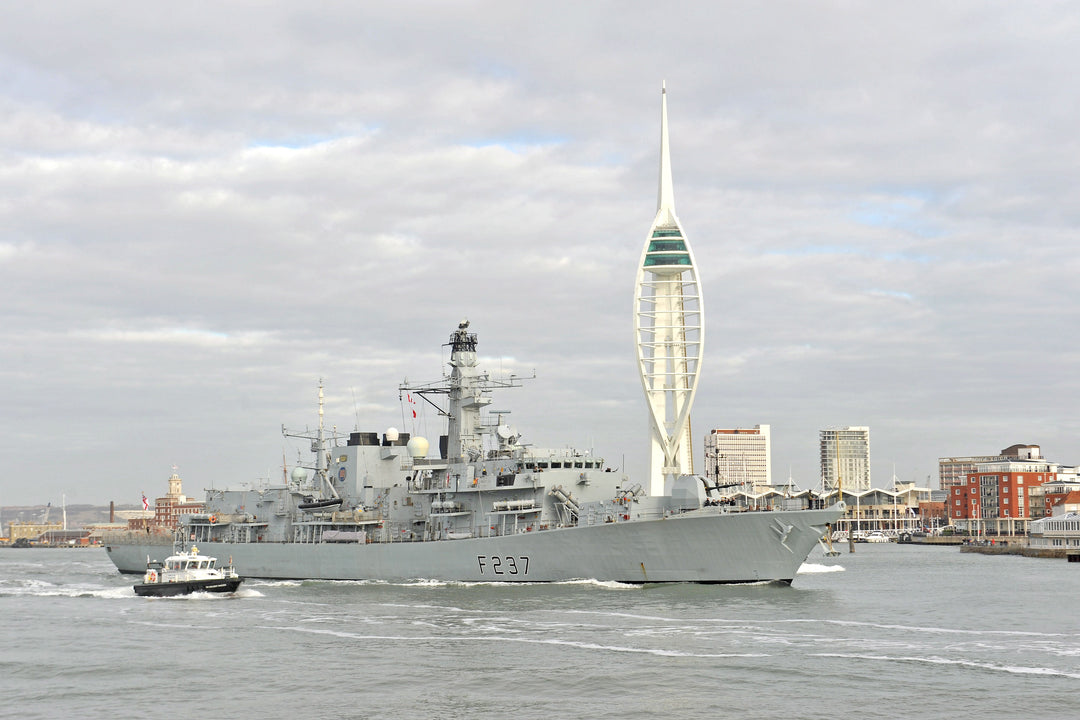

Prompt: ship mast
xmin=400 ymin=321 xmax=525 ymax=467
xmin=281 ymin=380 xmax=340 ymax=499
xmin=316 ymin=380 xmax=339 ymax=499
xmin=445 ymin=320 xmax=487 ymax=463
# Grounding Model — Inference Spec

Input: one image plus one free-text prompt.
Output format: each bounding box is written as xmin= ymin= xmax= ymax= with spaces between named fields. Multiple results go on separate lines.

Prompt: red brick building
xmin=153 ymin=471 xmax=204 ymax=530
xmin=949 ymin=459 xmax=1060 ymax=534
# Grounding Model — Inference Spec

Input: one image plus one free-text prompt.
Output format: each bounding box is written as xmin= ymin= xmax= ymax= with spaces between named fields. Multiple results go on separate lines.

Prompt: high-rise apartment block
xmin=820 ymin=426 xmax=871 ymax=491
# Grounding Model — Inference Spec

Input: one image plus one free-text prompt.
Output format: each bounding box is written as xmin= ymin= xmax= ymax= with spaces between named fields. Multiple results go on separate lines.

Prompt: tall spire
xmin=633 ymin=84 xmax=705 ymax=496
xmin=657 ymin=81 xmax=675 ymax=216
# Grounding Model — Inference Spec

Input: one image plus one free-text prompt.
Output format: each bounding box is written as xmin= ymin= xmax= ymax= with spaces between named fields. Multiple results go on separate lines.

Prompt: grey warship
xmin=105 ymin=322 xmax=844 ymax=583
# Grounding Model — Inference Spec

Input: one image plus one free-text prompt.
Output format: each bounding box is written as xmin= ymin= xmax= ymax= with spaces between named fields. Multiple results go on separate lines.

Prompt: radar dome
xmin=407 ymin=436 xmax=430 ymax=459
xmin=290 ymin=467 xmax=308 ymax=483
xmin=385 ymin=427 xmax=399 ymax=442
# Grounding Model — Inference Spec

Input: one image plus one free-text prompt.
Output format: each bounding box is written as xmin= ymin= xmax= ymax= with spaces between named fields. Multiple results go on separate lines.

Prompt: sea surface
xmin=2 ymin=544 xmax=1078 ymax=720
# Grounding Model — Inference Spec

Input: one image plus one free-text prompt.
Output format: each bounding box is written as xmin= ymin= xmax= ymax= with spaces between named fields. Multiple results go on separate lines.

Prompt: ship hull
xmin=133 ymin=577 xmax=244 ymax=597
xmin=106 ymin=505 xmax=841 ymax=584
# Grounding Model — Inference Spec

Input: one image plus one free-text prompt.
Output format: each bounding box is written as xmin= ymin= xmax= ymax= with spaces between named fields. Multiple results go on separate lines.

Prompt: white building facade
xmin=820 ymin=426 xmax=871 ymax=492
xmin=704 ymin=425 xmax=772 ymax=491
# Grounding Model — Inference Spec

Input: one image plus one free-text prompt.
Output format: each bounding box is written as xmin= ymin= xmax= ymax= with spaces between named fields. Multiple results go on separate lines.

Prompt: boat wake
xmin=0 ymin=579 xmax=132 ymax=599
xmin=798 ymin=562 xmax=846 ymax=574
xmin=813 ymin=652 xmax=1080 ymax=680
xmin=267 ymin=623 xmax=771 ymax=658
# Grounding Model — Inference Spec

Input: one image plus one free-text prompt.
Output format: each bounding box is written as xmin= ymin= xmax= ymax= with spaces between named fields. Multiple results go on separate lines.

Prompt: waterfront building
xmin=723 ymin=486 xmax=795 ymax=511
xmin=1041 ymin=474 xmax=1080 ymax=517
xmin=6 ymin=502 xmax=63 ymax=544
xmin=39 ymin=529 xmax=91 ymax=546
xmin=709 ymin=473 xmax=934 ymax=536
xmin=704 ymin=425 xmax=771 ymax=491
xmin=940 ymin=455 xmax=1006 ymax=492
xmin=1055 ymin=490 xmax=1080 ymax=514
xmin=820 ymin=427 xmax=871 ymax=492
xmin=634 ymin=84 xmax=704 ymax=496
xmin=816 ymin=483 xmax=933 ymax=536
xmin=1028 ymin=492 xmax=1080 ymax=551
xmin=154 ymin=471 xmax=204 ymax=530
xmin=7 ymin=519 xmax=63 ymax=544
xmin=919 ymin=490 xmax=948 ymax=529
xmin=948 ymin=457 xmax=1062 ymax=535
xmin=1027 ymin=484 xmax=1048 ymax=520
xmin=1028 ymin=513 xmax=1080 ymax=551
xmin=938 ymin=444 xmax=1041 ymax=491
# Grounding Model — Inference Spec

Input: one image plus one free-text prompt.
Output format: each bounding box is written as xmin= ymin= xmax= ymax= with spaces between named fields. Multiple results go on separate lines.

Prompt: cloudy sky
xmin=2 ymin=2 xmax=1078 ymax=506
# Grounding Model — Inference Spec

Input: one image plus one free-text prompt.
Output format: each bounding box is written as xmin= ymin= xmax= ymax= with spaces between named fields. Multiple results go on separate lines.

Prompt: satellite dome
xmin=407 ymin=436 xmax=430 ymax=459
xmin=385 ymin=427 xmax=400 ymax=442
xmin=290 ymin=467 xmax=308 ymax=483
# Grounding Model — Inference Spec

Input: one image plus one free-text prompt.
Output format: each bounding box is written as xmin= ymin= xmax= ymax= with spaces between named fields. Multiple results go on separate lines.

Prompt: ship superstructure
xmin=634 ymin=84 xmax=705 ymax=495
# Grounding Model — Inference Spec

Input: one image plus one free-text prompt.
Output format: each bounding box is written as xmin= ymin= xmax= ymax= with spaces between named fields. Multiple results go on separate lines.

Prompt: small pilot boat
xmin=133 ymin=547 xmax=243 ymax=597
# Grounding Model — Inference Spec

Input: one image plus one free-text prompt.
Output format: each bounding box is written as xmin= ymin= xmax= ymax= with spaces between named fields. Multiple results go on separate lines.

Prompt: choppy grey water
xmin=2 ymin=544 xmax=1078 ymax=719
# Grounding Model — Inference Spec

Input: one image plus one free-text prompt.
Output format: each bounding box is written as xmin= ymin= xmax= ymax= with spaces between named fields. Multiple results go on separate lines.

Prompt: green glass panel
xmin=648 ymin=240 xmax=687 ymax=252
xmin=644 ymin=254 xmax=692 ymax=267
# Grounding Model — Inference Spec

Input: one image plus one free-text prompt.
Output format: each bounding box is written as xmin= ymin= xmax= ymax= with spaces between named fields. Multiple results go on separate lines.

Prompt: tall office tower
xmin=634 ymin=84 xmax=705 ymax=496
xmin=820 ymin=426 xmax=871 ymax=491
xmin=704 ymin=425 xmax=772 ymax=491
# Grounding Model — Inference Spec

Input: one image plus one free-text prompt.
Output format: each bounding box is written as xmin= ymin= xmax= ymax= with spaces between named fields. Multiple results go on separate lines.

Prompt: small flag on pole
xmin=142 ymin=493 xmax=149 ymax=511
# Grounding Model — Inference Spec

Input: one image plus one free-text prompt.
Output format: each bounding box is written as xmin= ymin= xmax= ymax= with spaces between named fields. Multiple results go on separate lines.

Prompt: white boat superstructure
xmin=133 ymin=547 xmax=243 ymax=596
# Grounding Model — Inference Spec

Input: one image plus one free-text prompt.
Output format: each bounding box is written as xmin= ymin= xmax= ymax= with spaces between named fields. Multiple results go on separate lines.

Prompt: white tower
xmin=634 ymin=84 xmax=705 ymax=496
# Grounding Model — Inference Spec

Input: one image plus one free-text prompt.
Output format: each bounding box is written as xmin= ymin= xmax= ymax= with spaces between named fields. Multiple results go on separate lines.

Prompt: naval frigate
xmin=105 ymin=322 xmax=844 ymax=583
